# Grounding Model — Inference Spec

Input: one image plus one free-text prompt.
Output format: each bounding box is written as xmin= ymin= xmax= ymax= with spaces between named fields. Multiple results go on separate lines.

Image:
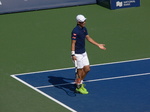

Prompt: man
xmin=71 ymin=14 xmax=106 ymax=94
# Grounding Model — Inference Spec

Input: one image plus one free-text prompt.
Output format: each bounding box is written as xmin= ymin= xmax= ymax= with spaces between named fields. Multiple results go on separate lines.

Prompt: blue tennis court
xmin=11 ymin=58 xmax=150 ymax=112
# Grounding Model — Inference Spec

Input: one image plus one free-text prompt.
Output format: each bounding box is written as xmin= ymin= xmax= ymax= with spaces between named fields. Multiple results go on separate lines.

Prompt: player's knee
xmin=87 ymin=67 xmax=90 ymax=72
xmin=84 ymin=66 xmax=90 ymax=73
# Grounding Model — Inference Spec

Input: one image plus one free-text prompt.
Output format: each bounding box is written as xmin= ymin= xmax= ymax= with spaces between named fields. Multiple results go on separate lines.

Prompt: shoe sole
xmin=75 ymin=89 xmax=88 ymax=94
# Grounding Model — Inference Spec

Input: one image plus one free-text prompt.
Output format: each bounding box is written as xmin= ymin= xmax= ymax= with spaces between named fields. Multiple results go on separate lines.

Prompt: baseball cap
xmin=76 ymin=14 xmax=87 ymax=22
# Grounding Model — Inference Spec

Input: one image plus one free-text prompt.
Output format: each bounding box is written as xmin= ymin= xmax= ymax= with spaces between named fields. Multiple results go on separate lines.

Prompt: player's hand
xmin=71 ymin=55 xmax=77 ymax=61
xmin=98 ymin=44 xmax=106 ymax=50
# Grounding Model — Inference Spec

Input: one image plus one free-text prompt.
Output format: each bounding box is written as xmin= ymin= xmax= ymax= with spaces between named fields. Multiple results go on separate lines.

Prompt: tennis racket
xmin=74 ymin=60 xmax=81 ymax=85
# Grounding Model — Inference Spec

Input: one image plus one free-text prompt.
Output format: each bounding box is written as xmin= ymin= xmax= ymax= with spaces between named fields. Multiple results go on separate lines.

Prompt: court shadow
xmin=48 ymin=76 xmax=77 ymax=97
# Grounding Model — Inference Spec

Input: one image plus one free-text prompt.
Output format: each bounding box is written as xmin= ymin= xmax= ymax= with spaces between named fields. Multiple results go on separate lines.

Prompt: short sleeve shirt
xmin=71 ymin=25 xmax=88 ymax=54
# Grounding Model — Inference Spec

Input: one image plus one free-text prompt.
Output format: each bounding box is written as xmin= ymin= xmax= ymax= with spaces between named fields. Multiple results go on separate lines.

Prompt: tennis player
xmin=71 ymin=14 xmax=106 ymax=94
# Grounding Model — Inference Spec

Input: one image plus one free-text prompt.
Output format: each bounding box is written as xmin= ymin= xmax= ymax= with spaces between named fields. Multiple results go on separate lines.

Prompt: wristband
xmin=71 ymin=51 xmax=75 ymax=55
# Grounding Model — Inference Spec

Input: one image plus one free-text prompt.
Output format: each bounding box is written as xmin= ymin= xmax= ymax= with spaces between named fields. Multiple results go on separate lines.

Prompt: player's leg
xmin=82 ymin=52 xmax=90 ymax=79
xmin=78 ymin=52 xmax=90 ymax=93
xmin=77 ymin=65 xmax=90 ymax=93
xmin=82 ymin=65 xmax=90 ymax=79
xmin=75 ymin=68 xmax=83 ymax=87
xmin=75 ymin=68 xmax=89 ymax=94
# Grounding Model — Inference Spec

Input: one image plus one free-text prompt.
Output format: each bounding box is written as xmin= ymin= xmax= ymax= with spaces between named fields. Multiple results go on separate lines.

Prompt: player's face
xmin=78 ymin=21 xmax=86 ymax=27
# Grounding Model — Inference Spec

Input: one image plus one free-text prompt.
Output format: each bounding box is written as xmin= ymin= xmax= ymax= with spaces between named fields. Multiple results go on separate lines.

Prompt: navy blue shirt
xmin=71 ymin=25 xmax=88 ymax=54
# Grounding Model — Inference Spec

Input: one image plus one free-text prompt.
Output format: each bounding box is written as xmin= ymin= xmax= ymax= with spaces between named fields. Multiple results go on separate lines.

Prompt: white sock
xmin=80 ymin=80 xmax=83 ymax=84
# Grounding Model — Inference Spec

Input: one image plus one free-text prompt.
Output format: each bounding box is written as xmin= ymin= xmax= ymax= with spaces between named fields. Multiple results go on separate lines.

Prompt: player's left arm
xmin=86 ymin=35 xmax=106 ymax=50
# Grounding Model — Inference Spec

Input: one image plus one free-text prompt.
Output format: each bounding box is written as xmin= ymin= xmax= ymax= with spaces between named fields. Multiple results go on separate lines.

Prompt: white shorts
xmin=74 ymin=52 xmax=90 ymax=69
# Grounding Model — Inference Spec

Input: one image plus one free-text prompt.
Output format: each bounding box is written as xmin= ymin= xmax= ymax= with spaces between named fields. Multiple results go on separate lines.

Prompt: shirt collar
xmin=77 ymin=25 xmax=84 ymax=29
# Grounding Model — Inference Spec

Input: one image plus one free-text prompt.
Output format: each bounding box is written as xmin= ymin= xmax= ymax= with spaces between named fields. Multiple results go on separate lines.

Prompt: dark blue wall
xmin=0 ymin=0 xmax=96 ymax=14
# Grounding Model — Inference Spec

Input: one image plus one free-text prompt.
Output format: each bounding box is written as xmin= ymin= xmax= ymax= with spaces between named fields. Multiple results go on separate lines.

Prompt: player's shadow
xmin=48 ymin=76 xmax=77 ymax=97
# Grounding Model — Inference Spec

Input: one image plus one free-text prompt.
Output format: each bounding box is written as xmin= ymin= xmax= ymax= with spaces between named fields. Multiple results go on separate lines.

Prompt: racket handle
xmin=74 ymin=60 xmax=77 ymax=68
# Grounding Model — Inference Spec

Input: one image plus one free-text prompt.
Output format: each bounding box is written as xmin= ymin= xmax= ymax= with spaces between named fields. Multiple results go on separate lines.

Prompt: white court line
xmin=10 ymin=75 xmax=77 ymax=112
xmin=35 ymin=72 xmax=150 ymax=89
xmin=12 ymin=57 xmax=150 ymax=76
xmin=85 ymin=72 xmax=150 ymax=83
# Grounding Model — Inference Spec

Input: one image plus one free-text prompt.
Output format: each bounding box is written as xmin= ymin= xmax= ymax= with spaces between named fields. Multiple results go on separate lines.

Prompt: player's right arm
xmin=71 ymin=39 xmax=77 ymax=60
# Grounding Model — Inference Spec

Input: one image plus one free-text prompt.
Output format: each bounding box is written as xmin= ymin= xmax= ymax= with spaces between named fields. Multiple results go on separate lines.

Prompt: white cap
xmin=76 ymin=14 xmax=86 ymax=22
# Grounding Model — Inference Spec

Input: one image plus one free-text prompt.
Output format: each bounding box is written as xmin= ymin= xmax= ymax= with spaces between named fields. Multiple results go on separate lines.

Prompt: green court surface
xmin=0 ymin=0 xmax=150 ymax=112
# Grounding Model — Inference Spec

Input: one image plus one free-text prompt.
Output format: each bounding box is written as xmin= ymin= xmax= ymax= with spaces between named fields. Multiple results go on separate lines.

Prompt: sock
xmin=80 ymin=80 xmax=83 ymax=84
xmin=75 ymin=78 xmax=80 ymax=88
